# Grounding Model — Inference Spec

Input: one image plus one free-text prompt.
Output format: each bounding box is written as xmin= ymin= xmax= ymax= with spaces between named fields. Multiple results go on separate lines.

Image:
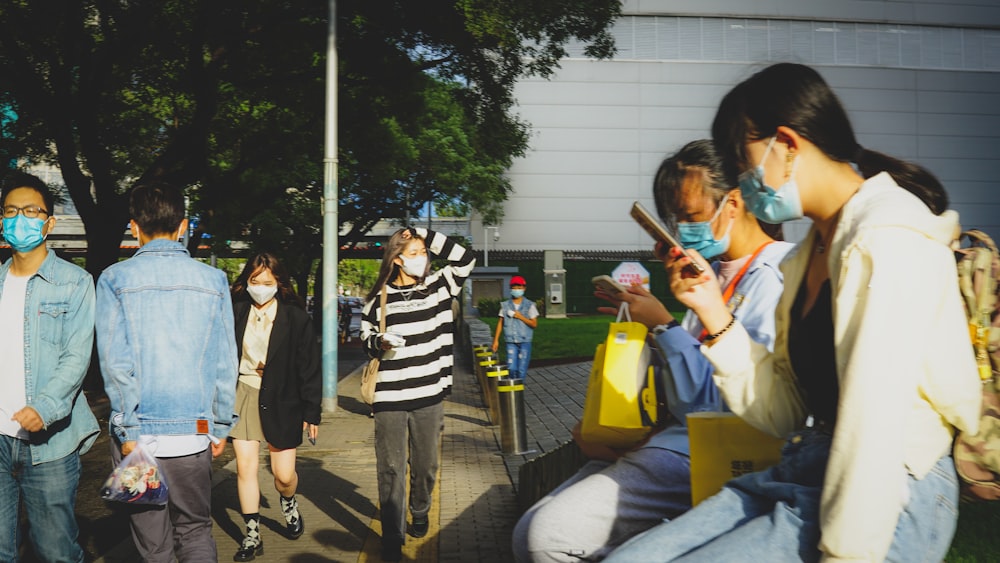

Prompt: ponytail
xmin=854 ymin=146 xmax=949 ymax=215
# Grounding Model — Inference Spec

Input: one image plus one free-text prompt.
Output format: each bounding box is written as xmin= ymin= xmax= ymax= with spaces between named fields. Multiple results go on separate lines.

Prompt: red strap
xmin=697 ymin=241 xmax=774 ymax=342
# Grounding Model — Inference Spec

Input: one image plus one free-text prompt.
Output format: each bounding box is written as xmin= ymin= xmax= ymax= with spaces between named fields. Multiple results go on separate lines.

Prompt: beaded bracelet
xmin=703 ymin=315 xmax=736 ymax=342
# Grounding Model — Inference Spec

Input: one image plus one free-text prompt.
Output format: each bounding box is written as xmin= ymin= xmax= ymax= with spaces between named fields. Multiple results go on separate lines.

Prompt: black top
xmin=788 ymin=279 xmax=840 ymax=428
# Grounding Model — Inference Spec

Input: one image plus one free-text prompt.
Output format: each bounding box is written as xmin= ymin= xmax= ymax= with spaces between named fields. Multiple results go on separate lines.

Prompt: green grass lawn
xmin=948 ymin=499 xmax=1000 ymax=562
xmin=480 ymin=313 xmax=1000 ymax=562
xmin=480 ymin=314 xmax=611 ymax=363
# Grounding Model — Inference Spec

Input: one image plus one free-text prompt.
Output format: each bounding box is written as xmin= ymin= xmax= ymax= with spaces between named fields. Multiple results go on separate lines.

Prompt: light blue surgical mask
xmin=510 ymin=288 xmax=525 ymax=299
xmin=676 ymin=193 xmax=733 ymax=260
xmin=738 ymin=136 xmax=803 ymax=223
xmin=2 ymin=214 xmax=47 ymax=253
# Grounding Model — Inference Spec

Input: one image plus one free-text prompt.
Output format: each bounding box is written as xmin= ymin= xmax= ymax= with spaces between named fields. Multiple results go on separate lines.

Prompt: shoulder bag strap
xmin=379 ymin=284 xmax=388 ymax=334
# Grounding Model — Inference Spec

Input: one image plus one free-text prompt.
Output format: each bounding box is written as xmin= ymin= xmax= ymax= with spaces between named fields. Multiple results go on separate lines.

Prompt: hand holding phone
xmin=592 ymin=275 xmax=627 ymax=295
xmin=630 ymin=201 xmax=705 ymax=276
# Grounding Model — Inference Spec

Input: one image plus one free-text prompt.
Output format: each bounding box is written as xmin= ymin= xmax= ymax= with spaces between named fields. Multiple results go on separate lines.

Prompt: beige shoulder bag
xmin=360 ymin=286 xmax=387 ymax=405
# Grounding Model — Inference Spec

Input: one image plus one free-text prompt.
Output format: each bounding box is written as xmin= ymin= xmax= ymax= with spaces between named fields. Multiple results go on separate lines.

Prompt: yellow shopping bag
xmin=579 ymin=303 xmax=658 ymax=447
xmin=686 ymin=412 xmax=785 ymax=505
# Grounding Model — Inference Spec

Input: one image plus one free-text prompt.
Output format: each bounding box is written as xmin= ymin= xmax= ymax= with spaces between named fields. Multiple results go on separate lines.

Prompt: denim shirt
xmin=96 ymin=240 xmax=238 ymax=444
xmin=645 ymin=241 xmax=793 ymax=456
xmin=0 ymin=250 xmax=100 ymax=464
xmin=499 ymin=299 xmax=538 ymax=343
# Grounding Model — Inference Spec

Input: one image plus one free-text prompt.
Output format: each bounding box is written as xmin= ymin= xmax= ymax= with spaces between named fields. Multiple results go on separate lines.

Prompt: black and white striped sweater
xmin=361 ymin=228 xmax=475 ymax=412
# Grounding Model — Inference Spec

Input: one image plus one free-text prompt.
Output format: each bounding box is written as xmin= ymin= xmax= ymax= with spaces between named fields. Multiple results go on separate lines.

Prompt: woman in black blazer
xmin=229 ymin=252 xmax=321 ymax=562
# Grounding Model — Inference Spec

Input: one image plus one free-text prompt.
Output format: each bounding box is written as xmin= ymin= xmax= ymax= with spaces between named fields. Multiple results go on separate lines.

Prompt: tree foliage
xmin=0 ymin=0 xmax=327 ymax=278
xmin=0 ymin=0 xmax=619 ymax=279
xmin=337 ymin=0 xmax=619 ymax=241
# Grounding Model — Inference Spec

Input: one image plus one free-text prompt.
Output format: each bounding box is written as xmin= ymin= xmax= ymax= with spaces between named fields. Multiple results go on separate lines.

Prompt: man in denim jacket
xmin=0 ymin=173 xmax=100 ymax=563
xmin=96 ymin=182 xmax=238 ymax=562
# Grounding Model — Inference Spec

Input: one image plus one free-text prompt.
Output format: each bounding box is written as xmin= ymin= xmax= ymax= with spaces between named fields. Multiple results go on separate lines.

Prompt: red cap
xmin=510 ymin=275 xmax=527 ymax=286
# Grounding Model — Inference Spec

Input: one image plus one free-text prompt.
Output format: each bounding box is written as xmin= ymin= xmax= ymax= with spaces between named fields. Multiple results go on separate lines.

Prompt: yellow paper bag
xmin=686 ymin=412 xmax=785 ymax=505
xmin=579 ymin=304 xmax=658 ymax=447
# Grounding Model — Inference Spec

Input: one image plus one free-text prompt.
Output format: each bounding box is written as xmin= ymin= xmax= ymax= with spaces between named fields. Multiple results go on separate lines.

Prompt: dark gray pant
xmin=374 ymin=402 xmax=444 ymax=546
xmin=110 ymin=441 xmax=217 ymax=563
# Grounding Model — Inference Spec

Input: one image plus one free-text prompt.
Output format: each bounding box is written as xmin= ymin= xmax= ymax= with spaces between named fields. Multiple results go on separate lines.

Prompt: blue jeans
xmin=513 ymin=447 xmax=692 ymax=562
xmin=0 ymin=434 xmax=85 ymax=563
xmin=604 ymin=429 xmax=959 ymax=562
xmin=505 ymin=341 xmax=533 ymax=379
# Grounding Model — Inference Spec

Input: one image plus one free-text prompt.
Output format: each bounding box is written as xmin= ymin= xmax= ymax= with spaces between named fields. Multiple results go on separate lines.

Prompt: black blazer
xmin=234 ymin=298 xmax=321 ymax=449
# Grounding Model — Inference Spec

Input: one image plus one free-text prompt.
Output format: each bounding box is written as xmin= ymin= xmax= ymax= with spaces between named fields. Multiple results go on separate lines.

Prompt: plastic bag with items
xmin=100 ymin=442 xmax=169 ymax=505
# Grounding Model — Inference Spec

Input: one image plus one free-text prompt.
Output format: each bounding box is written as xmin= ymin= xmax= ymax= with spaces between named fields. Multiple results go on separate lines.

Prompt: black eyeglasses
xmin=2 ymin=205 xmax=50 ymax=219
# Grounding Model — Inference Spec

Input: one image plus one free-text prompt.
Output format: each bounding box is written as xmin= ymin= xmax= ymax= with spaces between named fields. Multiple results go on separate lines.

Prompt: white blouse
xmin=238 ymin=299 xmax=277 ymax=389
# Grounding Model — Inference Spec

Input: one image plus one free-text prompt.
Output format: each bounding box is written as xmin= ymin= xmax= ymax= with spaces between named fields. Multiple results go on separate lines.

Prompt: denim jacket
xmin=0 ymin=250 xmax=100 ymax=464
xmin=645 ymin=241 xmax=793 ymax=456
xmin=96 ymin=240 xmax=238 ymax=444
xmin=499 ymin=299 xmax=538 ymax=343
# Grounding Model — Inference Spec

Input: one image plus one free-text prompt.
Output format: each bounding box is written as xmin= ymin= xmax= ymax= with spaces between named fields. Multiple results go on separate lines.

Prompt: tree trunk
xmin=77 ymin=196 xmax=129 ymax=393
xmin=293 ymin=271 xmax=309 ymax=302
xmin=82 ymin=212 xmax=129 ymax=281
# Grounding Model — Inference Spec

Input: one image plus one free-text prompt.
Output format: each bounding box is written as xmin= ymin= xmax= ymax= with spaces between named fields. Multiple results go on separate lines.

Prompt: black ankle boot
xmin=233 ymin=535 xmax=263 ymax=562
xmin=234 ymin=514 xmax=263 ymax=561
xmin=281 ymin=495 xmax=305 ymax=539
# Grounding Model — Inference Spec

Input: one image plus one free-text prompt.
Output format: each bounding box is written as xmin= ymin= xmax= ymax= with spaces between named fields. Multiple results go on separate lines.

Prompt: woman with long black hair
xmin=229 ymin=252 xmax=320 ymax=562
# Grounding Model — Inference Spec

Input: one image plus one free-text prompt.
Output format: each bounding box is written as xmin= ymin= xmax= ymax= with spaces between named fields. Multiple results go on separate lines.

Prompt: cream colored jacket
xmin=703 ymin=172 xmax=981 ymax=562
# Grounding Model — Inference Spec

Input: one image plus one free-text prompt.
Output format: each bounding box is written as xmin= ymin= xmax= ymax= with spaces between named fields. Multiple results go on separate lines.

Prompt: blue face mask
xmin=738 ymin=136 xmax=804 ymax=224
xmin=677 ymin=193 xmax=733 ymax=260
xmin=2 ymin=214 xmax=47 ymax=253
xmin=510 ymin=288 xmax=525 ymax=299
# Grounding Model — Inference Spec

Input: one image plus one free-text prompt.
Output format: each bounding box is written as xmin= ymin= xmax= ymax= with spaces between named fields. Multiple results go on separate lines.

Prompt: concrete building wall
xmin=475 ymin=7 xmax=1000 ymax=252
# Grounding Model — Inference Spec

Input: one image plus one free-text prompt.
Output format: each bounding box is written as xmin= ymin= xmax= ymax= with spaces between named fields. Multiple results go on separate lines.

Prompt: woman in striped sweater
xmin=360 ymin=227 xmax=475 ymax=562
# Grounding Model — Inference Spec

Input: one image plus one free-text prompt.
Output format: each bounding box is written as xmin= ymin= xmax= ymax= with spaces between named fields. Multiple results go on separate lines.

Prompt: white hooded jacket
xmin=703 ymin=172 xmax=981 ymax=562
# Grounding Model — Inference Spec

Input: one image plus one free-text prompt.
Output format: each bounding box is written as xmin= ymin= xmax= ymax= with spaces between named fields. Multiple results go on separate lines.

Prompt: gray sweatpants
xmin=110 ymin=442 xmax=217 ymax=563
xmin=374 ymin=402 xmax=445 ymax=547
xmin=512 ymin=446 xmax=692 ymax=562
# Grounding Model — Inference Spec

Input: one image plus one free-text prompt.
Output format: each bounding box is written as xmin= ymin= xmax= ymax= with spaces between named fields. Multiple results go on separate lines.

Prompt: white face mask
xmin=247 ymin=284 xmax=278 ymax=305
xmin=399 ymin=254 xmax=428 ymax=278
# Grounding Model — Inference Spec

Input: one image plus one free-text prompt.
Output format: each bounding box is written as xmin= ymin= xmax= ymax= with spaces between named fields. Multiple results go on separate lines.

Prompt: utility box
xmin=543 ymin=250 xmax=566 ymax=318
xmin=468 ymin=266 xmax=518 ymax=313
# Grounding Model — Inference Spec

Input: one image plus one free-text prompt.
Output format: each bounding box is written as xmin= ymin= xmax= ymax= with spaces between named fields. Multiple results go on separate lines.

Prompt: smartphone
xmin=592 ymin=274 xmax=627 ymax=295
xmin=630 ymin=201 xmax=705 ymax=275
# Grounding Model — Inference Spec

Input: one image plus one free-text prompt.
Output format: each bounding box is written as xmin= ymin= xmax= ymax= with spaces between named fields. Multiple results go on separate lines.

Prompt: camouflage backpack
xmin=953 ymin=229 xmax=1000 ymax=501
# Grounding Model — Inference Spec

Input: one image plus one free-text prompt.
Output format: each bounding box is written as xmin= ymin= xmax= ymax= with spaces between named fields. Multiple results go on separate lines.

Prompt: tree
xmin=339 ymin=259 xmax=380 ymax=296
xmin=0 ymin=0 xmax=619 ymax=278
xmin=0 ymin=0 xmax=326 ymax=278
xmin=336 ymin=0 xmax=619 ymax=242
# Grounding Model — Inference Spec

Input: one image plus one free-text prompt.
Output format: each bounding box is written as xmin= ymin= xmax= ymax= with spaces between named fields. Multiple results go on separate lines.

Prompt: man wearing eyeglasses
xmin=0 ymin=173 xmax=100 ymax=562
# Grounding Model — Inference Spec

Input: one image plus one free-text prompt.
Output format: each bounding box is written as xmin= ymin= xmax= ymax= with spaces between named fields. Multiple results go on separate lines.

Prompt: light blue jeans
xmin=0 ymin=434 xmax=85 ymax=563
xmin=506 ymin=341 xmax=533 ymax=379
xmin=604 ymin=428 xmax=960 ymax=563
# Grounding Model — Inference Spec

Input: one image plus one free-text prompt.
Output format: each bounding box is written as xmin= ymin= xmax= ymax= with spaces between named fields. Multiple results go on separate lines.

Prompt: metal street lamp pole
xmin=321 ymin=0 xmax=339 ymax=412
